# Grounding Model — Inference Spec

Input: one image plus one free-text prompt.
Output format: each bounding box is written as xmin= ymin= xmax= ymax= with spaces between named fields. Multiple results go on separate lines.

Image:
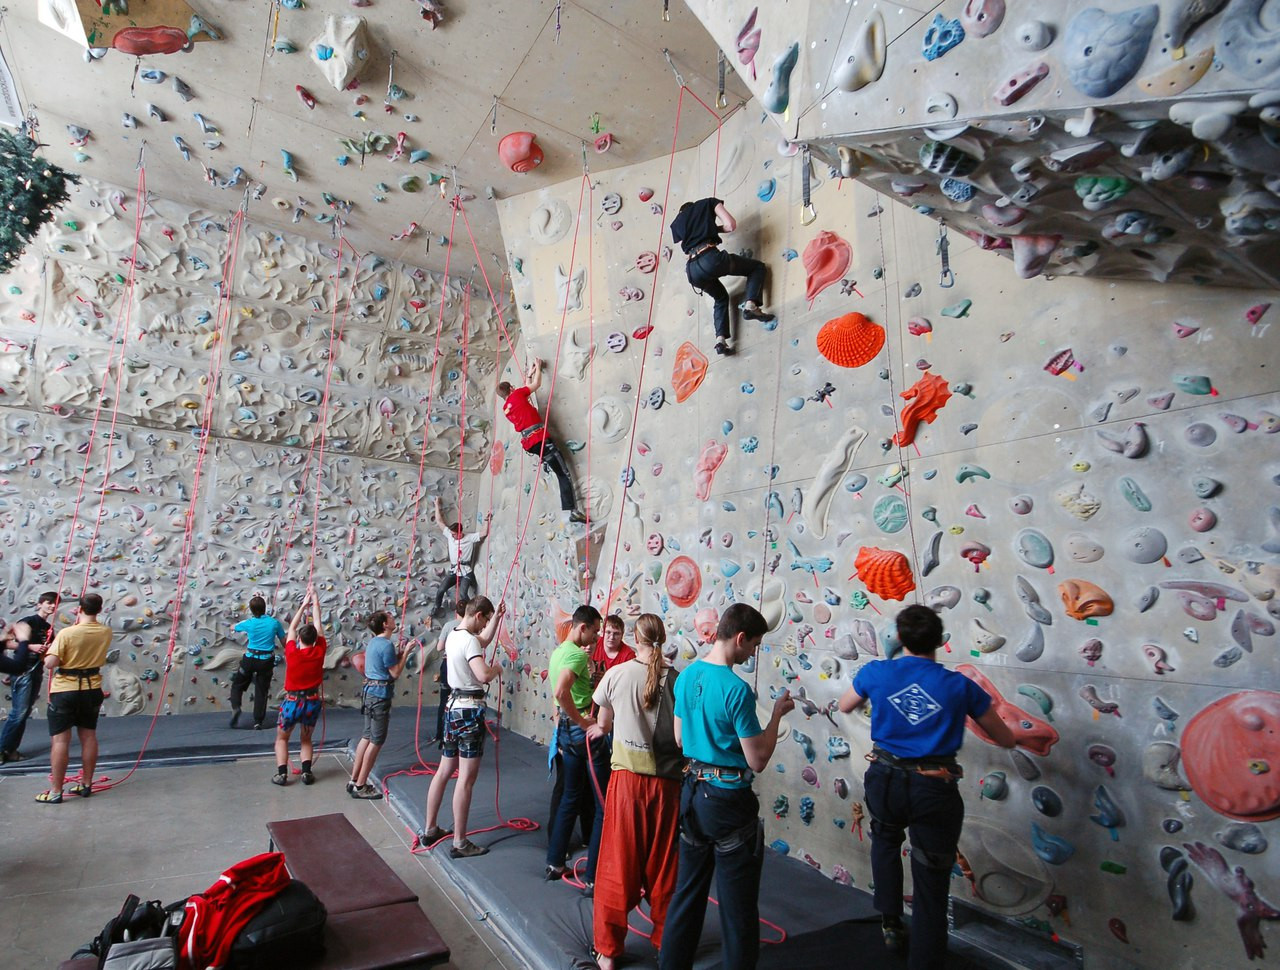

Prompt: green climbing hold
xmin=1118 ymin=476 xmax=1151 ymax=512
xmin=1099 ymin=860 xmax=1127 ymax=875
xmin=941 ymin=299 xmax=972 ymax=318
xmin=1173 ymin=374 xmax=1213 ymax=395
xmin=7 ymin=285 xmax=20 ymax=295
xmin=63 ymin=220 xmax=79 ymax=230
xmin=955 ymin=464 xmax=990 ymax=483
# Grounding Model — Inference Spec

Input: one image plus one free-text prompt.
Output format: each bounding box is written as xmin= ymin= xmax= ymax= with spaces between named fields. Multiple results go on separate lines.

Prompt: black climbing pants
xmin=686 ymin=249 xmax=767 ymax=340
xmin=229 ymin=656 xmax=275 ymax=727
xmin=524 ymin=438 xmax=576 ymax=512
xmin=864 ymin=760 xmax=965 ymax=970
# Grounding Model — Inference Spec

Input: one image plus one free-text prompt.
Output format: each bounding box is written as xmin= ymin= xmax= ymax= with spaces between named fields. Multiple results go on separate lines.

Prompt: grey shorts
xmin=361 ymin=684 xmax=393 ymax=745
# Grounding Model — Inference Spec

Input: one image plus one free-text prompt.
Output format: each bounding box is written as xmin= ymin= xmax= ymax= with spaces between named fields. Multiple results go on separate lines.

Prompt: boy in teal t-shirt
xmin=659 ymin=604 xmax=793 ymax=970
xmin=229 ymin=595 xmax=286 ymax=730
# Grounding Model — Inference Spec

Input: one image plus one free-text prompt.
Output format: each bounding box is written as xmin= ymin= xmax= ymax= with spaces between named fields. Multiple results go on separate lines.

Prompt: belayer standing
xmin=838 ymin=605 xmax=1016 ymax=969
xmin=273 ymin=584 xmax=326 ymax=787
xmin=670 ymin=197 xmax=774 ymax=357
xmin=228 ymin=594 xmax=286 ymax=730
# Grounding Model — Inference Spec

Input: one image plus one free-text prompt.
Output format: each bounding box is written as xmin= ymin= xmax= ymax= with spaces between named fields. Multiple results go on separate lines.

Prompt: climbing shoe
xmin=301 ymin=769 xmax=316 ymax=785
xmin=35 ymin=790 xmax=63 ymax=804
xmin=545 ymin=864 xmax=566 ymax=881
xmin=881 ymin=915 xmax=907 ymax=952
xmin=417 ymin=825 xmax=453 ymax=846
xmin=352 ymin=783 xmax=382 ymax=799
xmin=67 ymin=782 xmax=93 ymax=798
xmin=714 ymin=339 xmax=735 ymax=356
xmin=271 ymin=772 xmax=288 ymax=786
xmin=568 ymin=510 xmax=587 ymax=524
xmin=450 ymin=840 xmax=489 ymax=859
xmin=740 ymin=303 xmax=775 ymax=322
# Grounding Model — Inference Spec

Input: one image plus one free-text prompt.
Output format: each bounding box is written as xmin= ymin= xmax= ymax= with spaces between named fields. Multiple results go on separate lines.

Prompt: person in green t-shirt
xmin=545 ymin=604 xmax=604 ymax=884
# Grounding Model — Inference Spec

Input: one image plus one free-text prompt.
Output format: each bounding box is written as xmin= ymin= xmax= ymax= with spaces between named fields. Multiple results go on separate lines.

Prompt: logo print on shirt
xmin=887 ymin=683 xmax=943 ymax=726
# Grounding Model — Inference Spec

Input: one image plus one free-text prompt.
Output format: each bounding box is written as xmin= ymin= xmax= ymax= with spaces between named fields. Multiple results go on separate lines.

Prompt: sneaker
xmin=545 ymin=864 xmax=566 ymax=881
xmin=271 ymin=772 xmax=288 ymax=786
xmin=352 ymin=783 xmax=383 ymax=800
xmin=67 ymin=782 xmax=93 ymax=798
xmin=740 ymin=303 xmax=775 ymax=322
xmin=881 ymin=915 xmax=907 ymax=952
xmin=417 ymin=825 xmax=453 ymax=845
xmin=301 ymin=770 xmax=316 ymax=786
xmin=2 ymin=750 xmax=25 ymax=762
xmin=35 ymin=790 xmax=63 ymax=804
xmin=229 ymin=708 xmax=242 ymax=729
xmin=581 ymin=881 xmax=594 ymax=899
xmin=253 ymin=722 xmax=266 ymax=730
xmin=346 ymin=780 xmax=357 ymax=794
xmin=450 ymin=840 xmax=489 ymax=859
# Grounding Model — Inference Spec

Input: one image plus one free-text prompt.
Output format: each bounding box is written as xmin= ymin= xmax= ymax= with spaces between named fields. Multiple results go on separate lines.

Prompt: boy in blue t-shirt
xmin=348 ymin=610 xmax=409 ymax=799
xmin=229 ymin=595 xmax=286 ymax=730
xmin=657 ymin=604 xmax=793 ymax=970
xmin=838 ymin=605 xmax=1014 ymax=969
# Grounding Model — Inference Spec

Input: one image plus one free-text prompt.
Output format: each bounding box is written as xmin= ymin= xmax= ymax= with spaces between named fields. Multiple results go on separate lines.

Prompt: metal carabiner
xmin=800 ymin=146 xmax=817 ymax=225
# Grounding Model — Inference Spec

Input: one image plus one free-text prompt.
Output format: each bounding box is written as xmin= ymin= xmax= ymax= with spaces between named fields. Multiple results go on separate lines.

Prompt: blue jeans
xmin=659 ymin=777 xmax=763 ymax=970
xmin=864 ymin=760 xmax=965 ymax=970
xmin=545 ymin=721 xmax=610 ymax=881
xmin=1 ymin=665 xmax=40 ymax=755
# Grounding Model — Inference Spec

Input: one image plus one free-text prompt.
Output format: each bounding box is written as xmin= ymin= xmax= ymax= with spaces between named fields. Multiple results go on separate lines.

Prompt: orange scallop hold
xmin=803 ymin=230 xmax=852 ymax=302
xmin=1058 ymin=579 xmax=1114 ymax=620
xmin=854 ymin=546 xmax=916 ymax=601
xmin=666 ymin=555 xmax=702 ymax=608
xmin=498 ymin=131 xmax=544 ymax=173
xmin=672 ymin=341 xmax=709 ymax=403
xmin=816 ymin=312 xmax=885 ymax=368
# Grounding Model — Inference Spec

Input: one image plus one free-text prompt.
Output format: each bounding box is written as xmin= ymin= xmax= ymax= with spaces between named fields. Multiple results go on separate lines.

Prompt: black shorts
xmin=47 ymin=688 xmax=105 ymax=734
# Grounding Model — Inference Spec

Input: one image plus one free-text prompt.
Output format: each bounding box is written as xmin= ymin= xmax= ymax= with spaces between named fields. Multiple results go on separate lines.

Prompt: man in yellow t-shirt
xmin=36 ymin=593 xmax=113 ymax=804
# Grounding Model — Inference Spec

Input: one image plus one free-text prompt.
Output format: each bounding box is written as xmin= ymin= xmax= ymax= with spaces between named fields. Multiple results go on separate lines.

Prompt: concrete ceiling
xmin=1 ymin=0 xmax=748 ymax=276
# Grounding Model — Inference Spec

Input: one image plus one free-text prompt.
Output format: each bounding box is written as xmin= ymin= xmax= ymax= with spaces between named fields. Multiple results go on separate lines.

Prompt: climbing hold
xmin=1173 ymin=374 xmax=1214 ymax=395
xmin=498 ymin=131 xmax=544 ymax=173
xmin=665 ymin=556 xmax=702 ymax=608
xmin=1063 ymin=5 xmax=1159 ymax=98
xmin=816 ymin=312 xmax=884 ymax=368
xmin=919 ymin=141 xmax=979 ymax=177
xmin=1031 ymin=823 xmax=1075 ymax=864
xmin=756 ymin=179 xmax=776 ymax=202
xmin=854 ymin=547 xmax=915 ymax=601
xmin=834 ymin=10 xmax=887 ymax=92
xmin=872 ymin=495 xmax=908 ymax=534
xmin=1185 ymin=422 xmax=1217 ymax=447
xmin=803 ymin=231 xmax=852 ymax=302
xmin=1011 ymin=234 xmax=1060 ymax=278
xmin=893 ymin=373 xmax=952 ymax=447
xmin=922 ymin=13 xmax=966 ymax=60
xmin=1188 ymin=508 xmax=1217 ymax=533
xmin=941 ymin=299 xmax=972 ymax=318
xmin=955 ymin=464 xmax=990 ymax=484
xmin=1121 ymin=526 xmax=1167 ymax=564
xmin=672 ymin=342 xmax=709 ymax=404
xmin=1032 ymin=786 xmax=1063 ymax=817
xmin=994 ymin=61 xmax=1050 ymax=105
xmin=1079 ymin=638 xmax=1103 ymax=666
xmin=980 ymin=771 xmax=1009 ymax=800
xmin=761 ymin=42 xmax=800 ymax=114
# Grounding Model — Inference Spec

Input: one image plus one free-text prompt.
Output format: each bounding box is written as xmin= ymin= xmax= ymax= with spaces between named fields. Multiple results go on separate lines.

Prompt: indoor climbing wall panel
xmin=0 ymin=175 xmax=508 ymax=717
xmin=489 ymin=98 xmax=1278 ymax=969
xmin=686 ymin=0 xmax=1280 ymax=289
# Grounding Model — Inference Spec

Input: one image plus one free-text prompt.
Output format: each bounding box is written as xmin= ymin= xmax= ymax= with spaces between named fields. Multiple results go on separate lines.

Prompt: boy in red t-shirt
xmin=273 ymin=584 xmax=326 ymax=786
xmin=590 ymin=614 xmax=636 ymax=690
xmin=497 ymin=358 xmax=585 ymax=523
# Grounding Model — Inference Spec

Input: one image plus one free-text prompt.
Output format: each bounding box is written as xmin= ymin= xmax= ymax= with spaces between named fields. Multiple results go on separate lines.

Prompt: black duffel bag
xmin=227 ymin=879 xmax=327 ymax=969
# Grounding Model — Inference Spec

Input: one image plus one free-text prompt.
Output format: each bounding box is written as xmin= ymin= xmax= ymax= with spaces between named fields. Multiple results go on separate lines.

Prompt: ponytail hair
xmin=635 ymin=613 xmax=667 ymax=710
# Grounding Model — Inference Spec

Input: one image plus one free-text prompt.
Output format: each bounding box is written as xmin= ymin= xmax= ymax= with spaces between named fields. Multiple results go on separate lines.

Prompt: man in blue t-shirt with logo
xmin=659 ymin=604 xmax=793 ymax=970
xmin=229 ymin=595 xmax=287 ymax=730
xmin=839 ymin=605 xmax=1015 ymax=969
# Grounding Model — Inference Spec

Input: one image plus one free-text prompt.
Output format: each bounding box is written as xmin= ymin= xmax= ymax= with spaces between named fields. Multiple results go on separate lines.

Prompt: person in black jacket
xmin=670 ymin=198 xmax=774 ymax=357
xmin=1 ymin=590 xmax=58 ymax=763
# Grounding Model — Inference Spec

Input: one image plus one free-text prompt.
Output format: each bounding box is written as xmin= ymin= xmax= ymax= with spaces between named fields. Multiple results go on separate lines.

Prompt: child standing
xmin=273 ymin=584 xmax=325 ymax=787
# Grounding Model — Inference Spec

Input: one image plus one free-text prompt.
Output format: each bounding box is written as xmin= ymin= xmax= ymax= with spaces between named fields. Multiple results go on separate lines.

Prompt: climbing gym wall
xmin=0 ymin=175 xmax=502 ymax=716
xmin=485 ymin=58 xmax=1279 ymax=970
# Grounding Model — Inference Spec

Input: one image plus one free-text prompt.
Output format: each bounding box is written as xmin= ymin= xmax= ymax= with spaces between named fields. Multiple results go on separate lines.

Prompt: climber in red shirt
xmin=497 ymin=358 xmax=585 ymax=523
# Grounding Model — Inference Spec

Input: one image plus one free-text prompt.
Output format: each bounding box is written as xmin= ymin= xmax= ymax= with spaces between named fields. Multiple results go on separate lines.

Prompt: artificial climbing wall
xmin=489 ymin=97 xmax=1280 ymax=968
xmin=0 ymin=175 xmax=505 ymax=717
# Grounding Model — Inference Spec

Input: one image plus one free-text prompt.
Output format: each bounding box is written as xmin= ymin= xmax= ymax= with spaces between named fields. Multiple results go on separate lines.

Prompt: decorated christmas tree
xmin=0 ymin=127 xmax=80 ymax=276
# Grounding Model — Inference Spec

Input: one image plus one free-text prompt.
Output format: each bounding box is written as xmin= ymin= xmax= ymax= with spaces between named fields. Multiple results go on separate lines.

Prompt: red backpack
xmin=176 ymin=852 xmax=290 ymax=970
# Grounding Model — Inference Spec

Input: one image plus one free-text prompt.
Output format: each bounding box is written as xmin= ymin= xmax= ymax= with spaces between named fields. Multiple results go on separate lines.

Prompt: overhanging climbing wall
xmin=485 ymin=93 xmax=1279 ymax=968
xmin=0 ymin=175 xmax=507 ymax=716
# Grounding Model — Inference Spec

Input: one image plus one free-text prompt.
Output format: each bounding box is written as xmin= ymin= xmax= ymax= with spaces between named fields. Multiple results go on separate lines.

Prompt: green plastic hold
xmin=980 ymin=771 xmax=1008 ymax=800
xmin=1118 ymin=476 xmax=1151 ymax=512
xmin=850 ymin=591 xmax=870 ymax=610
xmin=565 ymin=440 xmax=585 ymax=452
xmin=399 ymin=175 xmax=423 ymax=193
xmin=956 ymin=464 xmax=990 ymax=483
xmin=63 ymin=220 xmax=79 ymax=230
xmin=7 ymin=285 xmax=20 ymax=295
xmin=1017 ymin=684 xmax=1054 ymax=721
xmin=1099 ymin=860 xmax=1127 ymax=875
xmin=941 ymin=299 xmax=972 ymax=318
xmin=1173 ymin=374 xmax=1213 ymax=395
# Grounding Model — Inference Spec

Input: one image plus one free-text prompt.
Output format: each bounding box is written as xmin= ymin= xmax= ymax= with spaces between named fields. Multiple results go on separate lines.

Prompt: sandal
xmin=67 ymin=782 xmax=93 ymax=798
xmin=35 ymin=790 xmax=63 ymax=804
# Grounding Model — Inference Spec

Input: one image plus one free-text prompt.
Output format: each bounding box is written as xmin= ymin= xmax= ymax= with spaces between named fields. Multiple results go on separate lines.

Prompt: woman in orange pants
xmin=587 ymin=614 xmax=683 ymax=970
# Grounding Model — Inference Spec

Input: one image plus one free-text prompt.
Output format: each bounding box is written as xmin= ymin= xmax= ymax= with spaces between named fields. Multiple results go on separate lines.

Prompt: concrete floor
xmin=0 ymin=750 xmax=528 ymax=970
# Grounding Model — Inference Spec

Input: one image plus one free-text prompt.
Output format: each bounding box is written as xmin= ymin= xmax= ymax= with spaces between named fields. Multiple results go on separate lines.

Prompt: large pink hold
xmin=803 ymin=230 xmax=852 ymax=302
xmin=694 ymin=439 xmax=728 ymax=501
xmin=1183 ymin=690 xmax=1280 ymax=822
xmin=666 ymin=556 xmax=702 ymax=608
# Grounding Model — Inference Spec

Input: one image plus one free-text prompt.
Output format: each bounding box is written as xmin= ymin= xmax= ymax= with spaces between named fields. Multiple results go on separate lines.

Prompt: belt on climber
xmin=687 ymin=242 xmax=717 ymax=260
xmin=868 ymin=747 xmax=963 ymax=781
xmin=685 ymin=759 xmax=755 ymax=785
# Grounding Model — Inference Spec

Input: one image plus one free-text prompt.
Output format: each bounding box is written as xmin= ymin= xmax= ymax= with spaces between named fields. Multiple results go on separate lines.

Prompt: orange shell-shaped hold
xmin=672 ymin=341 xmax=709 ymax=403
xmin=1058 ymin=579 xmax=1114 ymax=620
xmin=817 ymin=312 xmax=885 ymax=368
xmin=666 ymin=555 xmax=702 ymax=608
xmin=1182 ymin=690 xmax=1280 ymax=821
xmin=498 ymin=131 xmax=544 ymax=173
xmin=803 ymin=230 xmax=852 ymax=302
xmin=892 ymin=371 xmax=952 ymax=447
xmin=854 ymin=546 xmax=915 ymax=601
